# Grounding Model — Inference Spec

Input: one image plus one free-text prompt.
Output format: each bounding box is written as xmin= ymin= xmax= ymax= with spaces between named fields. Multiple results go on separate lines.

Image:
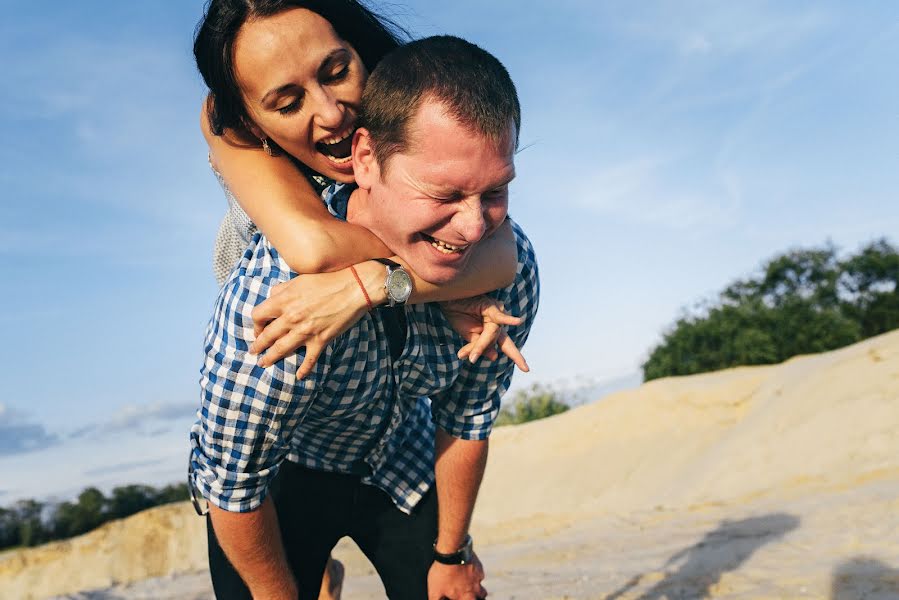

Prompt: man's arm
xmin=428 ymin=428 xmax=489 ymax=600
xmin=433 ymin=428 xmax=487 ymax=553
xmin=426 ymin=219 xmax=540 ymax=599
xmin=191 ymin=255 xmax=331 ymax=598
xmin=209 ymin=499 xmax=297 ymax=600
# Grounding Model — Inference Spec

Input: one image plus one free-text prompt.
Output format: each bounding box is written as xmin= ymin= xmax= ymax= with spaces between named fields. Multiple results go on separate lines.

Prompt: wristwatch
xmin=373 ymin=258 xmax=412 ymax=307
xmin=433 ymin=535 xmax=474 ymax=565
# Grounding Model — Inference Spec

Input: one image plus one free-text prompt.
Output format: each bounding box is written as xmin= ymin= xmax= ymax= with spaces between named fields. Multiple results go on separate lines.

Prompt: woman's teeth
xmin=430 ymin=237 xmax=467 ymax=254
xmin=321 ymin=129 xmax=353 ymax=146
xmin=317 ymin=127 xmax=355 ymax=161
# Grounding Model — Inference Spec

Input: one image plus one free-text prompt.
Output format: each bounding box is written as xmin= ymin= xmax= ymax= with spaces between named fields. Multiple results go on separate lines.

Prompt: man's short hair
xmin=360 ymin=35 xmax=521 ymax=171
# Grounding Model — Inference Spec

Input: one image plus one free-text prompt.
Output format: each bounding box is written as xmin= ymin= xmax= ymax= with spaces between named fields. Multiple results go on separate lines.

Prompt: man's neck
xmin=346 ymin=187 xmax=373 ymax=230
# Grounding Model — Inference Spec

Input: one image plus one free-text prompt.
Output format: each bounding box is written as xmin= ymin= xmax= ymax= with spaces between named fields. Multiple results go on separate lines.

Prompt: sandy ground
xmin=6 ymin=330 xmax=899 ymax=599
xmin=46 ymin=475 xmax=899 ymax=599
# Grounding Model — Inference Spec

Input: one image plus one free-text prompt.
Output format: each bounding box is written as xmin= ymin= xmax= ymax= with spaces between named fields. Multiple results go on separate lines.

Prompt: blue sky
xmin=2 ymin=1 xmax=897 ymax=502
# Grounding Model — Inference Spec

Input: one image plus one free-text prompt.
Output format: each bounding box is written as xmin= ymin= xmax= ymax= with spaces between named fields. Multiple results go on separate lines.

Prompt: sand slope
xmin=477 ymin=327 xmax=898 ymax=531
xmin=2 ymin=330 xmax=898 ymax=599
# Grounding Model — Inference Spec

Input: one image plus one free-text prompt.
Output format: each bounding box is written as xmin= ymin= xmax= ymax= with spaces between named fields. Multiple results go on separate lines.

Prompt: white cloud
xmin=622 ymin=2 xmax=833 ymax=59
xmin=70 ymin=400 xmax=197 ymax=440
xmin=681 ymin=33 xmax=712 ymax=56
xmin=572 ymin=155 xmax=742 ymax=230
xmin=0 ymin=405 xmax=60 ymax=457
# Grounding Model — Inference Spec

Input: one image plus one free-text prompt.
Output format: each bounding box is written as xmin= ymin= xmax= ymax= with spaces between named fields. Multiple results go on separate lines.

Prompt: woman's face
xmin=233 ymin=8 xmax=368 ymax=182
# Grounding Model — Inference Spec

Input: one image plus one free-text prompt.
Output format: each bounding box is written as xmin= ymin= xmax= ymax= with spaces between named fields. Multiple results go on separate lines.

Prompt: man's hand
xmin=427 ymin=553 xmax=487 ymax=600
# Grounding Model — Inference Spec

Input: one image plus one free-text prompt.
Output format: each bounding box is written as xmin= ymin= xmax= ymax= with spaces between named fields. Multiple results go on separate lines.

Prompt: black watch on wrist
xmin=433 ymin=535 xmax=474 ymax=565
xmin=373 ymin=258 xmax=413 ymax=307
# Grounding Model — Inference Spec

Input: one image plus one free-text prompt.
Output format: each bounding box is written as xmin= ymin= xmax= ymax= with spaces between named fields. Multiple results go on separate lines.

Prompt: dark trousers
xmin=207 ymin=461 xmax=437 ymax=600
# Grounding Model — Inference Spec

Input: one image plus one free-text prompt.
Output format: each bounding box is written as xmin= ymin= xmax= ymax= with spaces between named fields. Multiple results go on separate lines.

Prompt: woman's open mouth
xmin=316 ymin=128 xmax=355 ymax=166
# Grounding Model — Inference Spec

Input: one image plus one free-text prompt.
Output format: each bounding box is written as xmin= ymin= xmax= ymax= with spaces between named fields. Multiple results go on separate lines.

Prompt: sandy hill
xmin=2 ymin=330 xmax=898 ymax=599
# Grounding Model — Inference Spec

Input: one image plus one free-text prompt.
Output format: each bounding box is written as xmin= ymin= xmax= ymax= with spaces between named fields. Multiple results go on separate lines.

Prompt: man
xmin=190 ymin=35 xmax=539 ymax=600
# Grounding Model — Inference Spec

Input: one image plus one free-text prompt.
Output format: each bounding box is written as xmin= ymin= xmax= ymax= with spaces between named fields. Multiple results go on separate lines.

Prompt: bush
xmin=0 ymin=480 xmax=192 ymax=551
xmin=496 ymin=383 xmax=570 ymax=426
xmin=643 ymin=239 xmax=898 ymax=381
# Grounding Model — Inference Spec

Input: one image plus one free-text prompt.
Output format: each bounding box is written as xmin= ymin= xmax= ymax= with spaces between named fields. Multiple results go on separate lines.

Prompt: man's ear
xmin=352 ymin=127 xmax=380 ymax=190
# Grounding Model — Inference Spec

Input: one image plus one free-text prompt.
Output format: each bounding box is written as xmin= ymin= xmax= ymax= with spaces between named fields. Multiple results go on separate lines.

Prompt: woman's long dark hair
xmin=194 ymin=0 xmax=408 ymax=136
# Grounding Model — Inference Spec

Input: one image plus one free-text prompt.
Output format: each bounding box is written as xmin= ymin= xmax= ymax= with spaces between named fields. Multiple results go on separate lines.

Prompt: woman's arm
xmin=203 ymin=107 xmax=391 ymax=274
xmin=354 ymin=221 xmax=517 ymax=305
xmin=249 ymin=223 xmax=524 ymax=379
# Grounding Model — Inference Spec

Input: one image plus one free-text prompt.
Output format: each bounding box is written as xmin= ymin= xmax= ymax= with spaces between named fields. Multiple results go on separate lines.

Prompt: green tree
xmin=52 ymin=501 xmax=81 ymax=539
xmin=496 ymin=383 xmax=569 ymax=426
xmin=13 ymin=499 xmax=46 ymax=547
xmin=51 ymin=488 xmax=108 ymax=538
xmin=643 ymin=301 xmax=781 ymax=380
xmin=644 ymin=239 xmax=897 ymax=381
xmin=154 ymin=482 xmax=190 ymax=505
xmin=840 ymin=239 xmax=899 ymax=337
xmin=0 ymin=507 xmax=18 ymax=549
xmin=4 ymin=481 xmax=197 ymax=549
xmin=108 ymin=485 xmax=158 ymax=520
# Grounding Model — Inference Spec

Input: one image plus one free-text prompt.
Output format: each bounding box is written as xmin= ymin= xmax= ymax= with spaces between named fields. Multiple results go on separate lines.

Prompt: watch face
xmin=387 ymin=270 xmax=413 ymax=303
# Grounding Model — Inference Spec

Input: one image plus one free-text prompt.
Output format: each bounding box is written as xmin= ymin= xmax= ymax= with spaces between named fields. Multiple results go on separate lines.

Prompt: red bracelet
xmin=349 ymin=265 xmax=374 ymax=311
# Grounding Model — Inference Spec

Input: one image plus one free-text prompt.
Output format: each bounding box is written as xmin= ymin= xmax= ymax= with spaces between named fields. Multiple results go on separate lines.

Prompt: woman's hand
xmin=249 ymin=271 xmax=368 ymax=379
xmin=440 ymin=296 xmax=529 ymax=372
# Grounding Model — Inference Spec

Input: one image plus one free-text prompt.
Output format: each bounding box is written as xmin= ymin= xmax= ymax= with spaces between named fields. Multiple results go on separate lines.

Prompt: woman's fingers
xmin=250 ymin=315 xmax=291 ymax=356
xmin=250 ymin=317 xmax=324 ymax=376
xmin=296 ymin=342 xmax=324 ymax=380
xmin=258 ymin=329 xmax=312 ymax=367
xmin=251 ymin=297 xmax=283 ymax=338
xmin=497 ymin=330 xmax=529 ymax=372
xmin=268 ymin=281 xmax=288 ymax=297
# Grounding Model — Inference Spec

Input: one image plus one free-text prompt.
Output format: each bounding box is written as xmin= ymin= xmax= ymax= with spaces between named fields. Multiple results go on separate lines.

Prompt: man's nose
xmin=457 ymin=198 xmax=488 ymax=243
xmin=311 ymin=86 xmax=344 ymax=130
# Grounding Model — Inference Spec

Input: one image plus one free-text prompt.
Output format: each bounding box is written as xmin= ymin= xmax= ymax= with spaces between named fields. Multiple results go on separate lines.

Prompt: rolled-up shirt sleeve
xmin=430 ymin=219 xmax=540 ymax=440
xmin=190 ymin=261 xmax=321 ymax=513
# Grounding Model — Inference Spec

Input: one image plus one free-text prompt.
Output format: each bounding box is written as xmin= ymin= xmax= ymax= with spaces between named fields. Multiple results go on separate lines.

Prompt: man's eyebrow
xmin=260 ymin=48 xmax=350 ymax=105
xmin=492 ymin=172 xmax=516 ymax=189
xmin=420 ymin=173 xmax=516 ymax=198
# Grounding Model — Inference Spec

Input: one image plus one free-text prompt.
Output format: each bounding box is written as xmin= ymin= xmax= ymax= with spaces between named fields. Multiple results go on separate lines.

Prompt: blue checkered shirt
xmin=190 ymin=184 xmax=540 ymax=514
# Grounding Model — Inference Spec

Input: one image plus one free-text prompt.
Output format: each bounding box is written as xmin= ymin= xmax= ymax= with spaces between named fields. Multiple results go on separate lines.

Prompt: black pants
xmin=207 ymin=461 xmax=437 ymax=600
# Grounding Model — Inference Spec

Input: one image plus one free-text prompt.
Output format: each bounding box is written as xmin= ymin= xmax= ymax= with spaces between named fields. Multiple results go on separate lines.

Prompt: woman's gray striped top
xmin=210 ymin=163 xmax=330 ymax=286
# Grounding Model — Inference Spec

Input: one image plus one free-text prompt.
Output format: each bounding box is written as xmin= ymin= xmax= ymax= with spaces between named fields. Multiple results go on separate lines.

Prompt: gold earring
xmin=262 ymin=138 xmax=274 ymax=156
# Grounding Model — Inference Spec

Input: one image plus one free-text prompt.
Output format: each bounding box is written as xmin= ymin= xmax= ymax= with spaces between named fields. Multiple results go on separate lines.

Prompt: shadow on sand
xmin=831 ymin=557 xmax=899 ymax=600
xmin=603 ymin=512 xmax=800 ymax=600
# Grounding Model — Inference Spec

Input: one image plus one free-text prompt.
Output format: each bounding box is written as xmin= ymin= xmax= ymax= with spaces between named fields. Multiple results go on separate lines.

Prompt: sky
xmin=1 ymin=1 xmax=897 ymax=503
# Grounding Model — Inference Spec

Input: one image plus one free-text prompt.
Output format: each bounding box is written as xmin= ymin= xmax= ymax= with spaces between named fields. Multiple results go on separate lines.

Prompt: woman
xmin=193 ymin=1 xmax=527 ymax=597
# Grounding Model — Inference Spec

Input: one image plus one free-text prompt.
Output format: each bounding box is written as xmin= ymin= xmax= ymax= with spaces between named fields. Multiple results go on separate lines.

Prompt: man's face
xmin=354 ymin=101 xmax=516 ymax=284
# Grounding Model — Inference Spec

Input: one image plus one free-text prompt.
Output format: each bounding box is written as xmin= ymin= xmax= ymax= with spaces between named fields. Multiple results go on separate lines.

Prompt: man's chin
xmin=394 ymin=240 xmax=475 ymax=285
xmin=404 ymin=251 xmax=468 ymax=285
xmin=410 ymin=262 xmax=462 ymax=286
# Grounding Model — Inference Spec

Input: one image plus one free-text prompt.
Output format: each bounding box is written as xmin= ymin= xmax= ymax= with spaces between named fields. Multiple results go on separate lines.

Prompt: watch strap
xmin=433 ymin=535 xmax=473 ymax=565
xmin=372 ymin=257 xmax=402 ymax=270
